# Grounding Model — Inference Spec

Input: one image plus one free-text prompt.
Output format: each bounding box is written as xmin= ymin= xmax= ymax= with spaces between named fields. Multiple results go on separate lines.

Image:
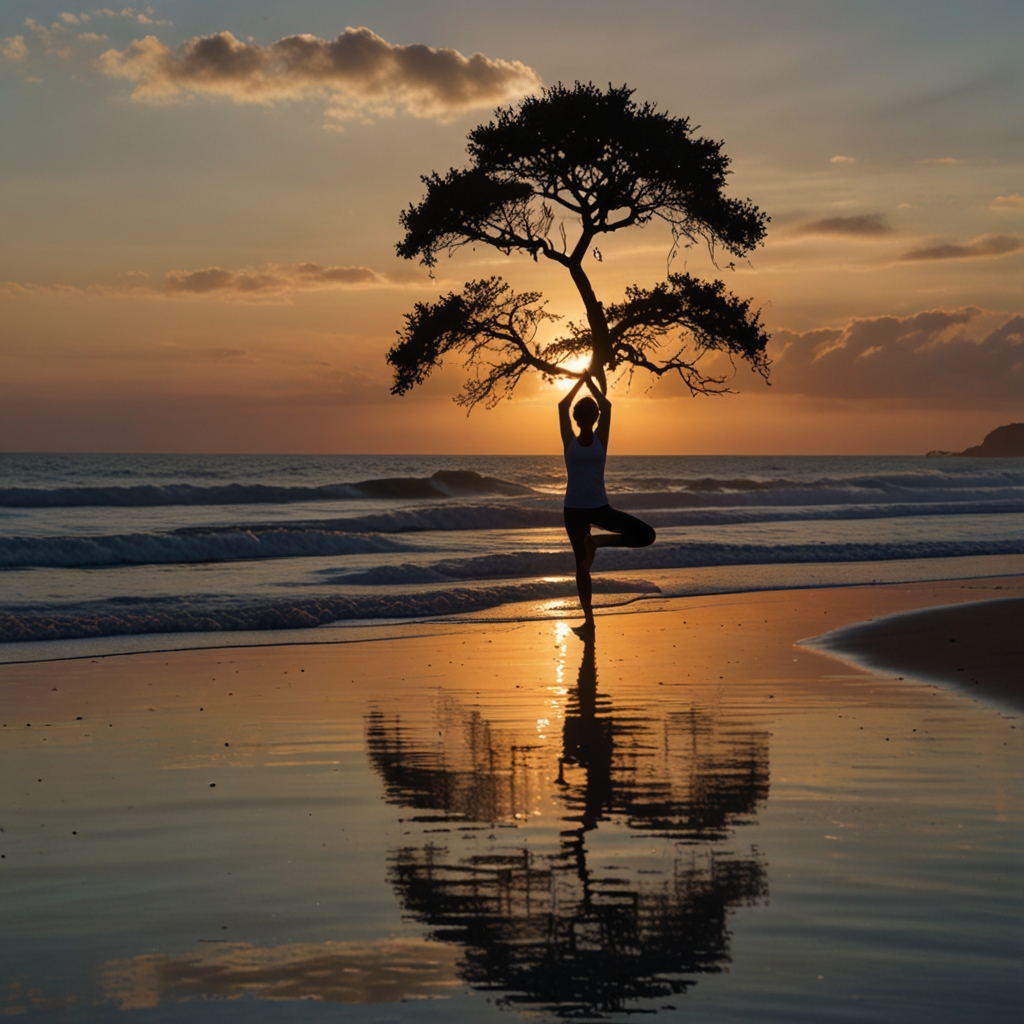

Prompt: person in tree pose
xmin=559 ymin=375 xmax=655 ymax=627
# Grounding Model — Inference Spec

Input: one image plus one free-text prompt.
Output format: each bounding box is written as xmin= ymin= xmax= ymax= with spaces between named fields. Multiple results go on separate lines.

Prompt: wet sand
xmin=1 ymin=575 xmax=1021 ymax=1020
xmin=808 ymin=594 xmax=1024 ymax=712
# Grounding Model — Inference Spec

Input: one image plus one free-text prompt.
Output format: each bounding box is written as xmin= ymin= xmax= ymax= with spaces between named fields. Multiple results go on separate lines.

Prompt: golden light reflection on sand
xmin=101 ymin=938 xmax=461 ymax=1010
xmin=1 ymin=577 xmax=1020 ymax=1018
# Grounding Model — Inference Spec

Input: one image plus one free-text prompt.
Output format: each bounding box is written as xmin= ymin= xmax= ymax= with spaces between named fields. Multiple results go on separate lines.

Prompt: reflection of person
xmin=560 ymin=629 xmax=613 ymax=843
xmin=559 ymin=374 xmax=655 ymax=627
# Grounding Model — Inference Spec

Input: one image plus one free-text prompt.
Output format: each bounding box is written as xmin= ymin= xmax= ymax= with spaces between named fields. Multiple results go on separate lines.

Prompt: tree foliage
xmin=389 ymin=82 xmax=771 ymax=408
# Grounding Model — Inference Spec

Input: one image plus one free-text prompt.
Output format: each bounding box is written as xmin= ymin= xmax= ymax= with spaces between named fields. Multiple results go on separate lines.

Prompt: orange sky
xmin=1 ymin=1 xmax=1021 ymax=454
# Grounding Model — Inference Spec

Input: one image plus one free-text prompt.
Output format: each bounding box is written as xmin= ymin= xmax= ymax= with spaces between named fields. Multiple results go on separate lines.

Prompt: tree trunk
xmin=568 ymin=262 xmax=612 ymax=393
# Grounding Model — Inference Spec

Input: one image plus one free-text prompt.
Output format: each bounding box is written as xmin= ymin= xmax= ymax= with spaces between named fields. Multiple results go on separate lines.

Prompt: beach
xmin=810 ymin=591 xmax=1023 ymax=712
xmin=2 ymin=575 xmax=1021 ymax=1021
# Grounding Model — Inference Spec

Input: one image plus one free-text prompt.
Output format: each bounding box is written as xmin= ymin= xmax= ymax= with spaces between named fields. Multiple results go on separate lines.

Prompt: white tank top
xmin=564 ymin=435 xmax=608 ymax=508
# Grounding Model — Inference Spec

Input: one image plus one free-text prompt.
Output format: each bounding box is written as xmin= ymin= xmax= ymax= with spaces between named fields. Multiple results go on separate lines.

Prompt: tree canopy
xmin=389 ymin=82 xmax=771 ymax=408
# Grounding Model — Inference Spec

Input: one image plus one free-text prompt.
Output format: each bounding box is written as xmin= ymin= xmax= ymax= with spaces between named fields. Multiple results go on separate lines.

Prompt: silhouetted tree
xmin=389 ymin=82 xmax=770 ymax=408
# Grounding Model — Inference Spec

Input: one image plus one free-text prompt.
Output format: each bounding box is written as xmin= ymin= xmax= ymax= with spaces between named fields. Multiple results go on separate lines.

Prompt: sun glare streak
xmin=553 ymin=620 xmax=571 ymax=688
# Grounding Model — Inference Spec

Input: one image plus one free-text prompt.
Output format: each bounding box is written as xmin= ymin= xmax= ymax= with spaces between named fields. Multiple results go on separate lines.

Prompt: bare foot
xmin=580 ymin=534 xmax=597 ymax=572
xmin=572 ymin=619 xmax=595 ymax=638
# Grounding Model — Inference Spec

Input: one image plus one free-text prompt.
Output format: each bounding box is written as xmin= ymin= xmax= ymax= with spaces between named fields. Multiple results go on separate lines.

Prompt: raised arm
xmin=585 ymin=377 xmax=612 ymax=450
xmin=558 ymin=376 xmax=587 ymax=449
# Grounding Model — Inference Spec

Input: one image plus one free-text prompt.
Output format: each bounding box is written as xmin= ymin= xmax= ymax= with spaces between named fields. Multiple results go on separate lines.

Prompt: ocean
xmin=2 ymin=452 xmax=1023 ymax=661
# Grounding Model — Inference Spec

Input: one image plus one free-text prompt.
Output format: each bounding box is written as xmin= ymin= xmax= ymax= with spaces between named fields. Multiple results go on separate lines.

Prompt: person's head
xmin=573 ymin=396 xmax=599 ymax=429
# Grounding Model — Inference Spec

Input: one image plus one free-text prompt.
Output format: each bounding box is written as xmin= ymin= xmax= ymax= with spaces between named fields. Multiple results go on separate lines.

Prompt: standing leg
xmin=576 ymin=562 xmax=594 ymax=624
xmin=564 ymin=509 xmax=596 ymax=625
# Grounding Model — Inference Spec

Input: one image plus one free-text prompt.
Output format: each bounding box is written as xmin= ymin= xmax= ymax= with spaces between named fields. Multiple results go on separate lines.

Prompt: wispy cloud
xmin=915 ymin=157 xmax=963 ymax=165
xmin=163 ymin=262 xmax=388 ymax=295
xmin=898 ymin=235 xmax=1023 ymax=261
xmin=97 ymin=27 xmax=541 ymax=122
xmin=16 ymin=10 xmax=168 ymax=59
xmin=795 ymin=214 xmax=892 ymax=238
xmin=2 ymin=262 xmax=414 ymax=301
xmin=89 ymin=8 xmax=173 ymax=27
xmin=24 ymin=17 xmax=72 ymax=57
xmin=829 ymin=155 xmax=855 ymax=164
xmin=770 ymin=308 xmax=1023 ymax=403
xmin=991 ymin=194 xmax=1024 ymax=211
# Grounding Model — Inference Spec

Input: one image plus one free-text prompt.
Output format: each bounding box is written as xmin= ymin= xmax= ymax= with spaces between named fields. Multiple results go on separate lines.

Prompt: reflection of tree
xmin=559 ymin=633 xmax=769 ymax=842
xmin=365 ymin=630 xmax=769 ymax=1016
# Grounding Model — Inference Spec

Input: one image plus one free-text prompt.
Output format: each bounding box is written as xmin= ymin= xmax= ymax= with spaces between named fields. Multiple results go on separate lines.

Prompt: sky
xmin=1 ymin=0 xmax=1022 ymax=454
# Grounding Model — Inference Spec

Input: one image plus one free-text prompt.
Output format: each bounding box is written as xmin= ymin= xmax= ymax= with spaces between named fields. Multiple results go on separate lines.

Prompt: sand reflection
xmin=366 ymin=627 xmax=770 ymax=1015
xmin=101 ymin=937 xmax=461 ymax=1009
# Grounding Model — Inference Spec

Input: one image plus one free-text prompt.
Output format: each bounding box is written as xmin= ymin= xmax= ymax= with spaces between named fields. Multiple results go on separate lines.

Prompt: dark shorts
xmin=563 ymin=504 xmax=656 ymax=565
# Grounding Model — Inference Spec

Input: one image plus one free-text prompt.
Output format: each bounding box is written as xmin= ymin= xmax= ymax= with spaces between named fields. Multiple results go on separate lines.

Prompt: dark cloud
xmin=163 ymin=263 xmax=386 ymax=295
xmin=97 ymin=27 xmax=541 ymax=121
xmin=769 ymin=308 xmax=1024 ymax=403
xmin=899 ymin=235 xmax=1023 ymax=261
xmin=795 ymin=214 xmax=892 ymax=237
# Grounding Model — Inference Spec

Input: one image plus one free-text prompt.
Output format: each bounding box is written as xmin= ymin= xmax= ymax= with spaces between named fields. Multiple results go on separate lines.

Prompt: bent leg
xmin=590 ymin=506 xmax=656 ymax=549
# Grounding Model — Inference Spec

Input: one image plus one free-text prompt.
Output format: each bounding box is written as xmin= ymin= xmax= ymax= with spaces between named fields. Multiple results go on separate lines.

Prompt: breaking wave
xmin=0 ymin=530 xmax=413 ymax=568
xmin=0 ymin=578 xmax=659 ymax=643
xmin=3 ymin=467 xmax=1022 ymax=510
xmin=330 ymin=538 xmax=1024 ymax=585
xmin=6 ymin=508 xmax=1024 ymax=569
xmin=4 ymin=453 xmax=1023 ymax=653
xmin=0 ymin=469 xmax=533 ymax=508
xmin=230 ymin=498 xmax=1024 ymax=537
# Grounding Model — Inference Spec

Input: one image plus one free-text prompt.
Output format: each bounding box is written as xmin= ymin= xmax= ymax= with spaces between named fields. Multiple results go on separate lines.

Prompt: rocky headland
xmin=927 ymin=423 xmax=1024 ymax=457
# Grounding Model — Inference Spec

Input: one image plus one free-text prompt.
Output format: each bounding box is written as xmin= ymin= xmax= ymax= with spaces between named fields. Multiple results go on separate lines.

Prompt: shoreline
xmin=3 ymin=556 xmax=1023 ymax=667
xmin=806 ymin=595 xmax=1024 ymax=713
xmin=0 ymin=574 xmax=1020 ymax=717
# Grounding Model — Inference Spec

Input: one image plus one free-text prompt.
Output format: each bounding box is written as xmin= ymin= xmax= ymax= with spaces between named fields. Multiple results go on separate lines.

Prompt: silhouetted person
xmin=559 ymin=374 xmax=655 ymax=627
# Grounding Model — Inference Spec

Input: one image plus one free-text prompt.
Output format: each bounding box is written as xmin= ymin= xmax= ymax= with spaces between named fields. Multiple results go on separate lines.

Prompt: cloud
xmin=2 ymin=262 xmax=407 ymax=300
xmin=97 ymin=27 xmax=541 ymax=121
xmin=992 ymin=194 xmax=1024 ymax=211
xmin=24 ymin=18 xmax=72 ymax=57
xmin=163 ymin=262 xmax=388 ymax=295
xmin=2 ymin=35 xmax=28 ymax=61
xmin=795 ymin=214 xmax=892 ymax=238
xmin=11 ymin=10 xmax=171 ymax=63
xmin=1 ymin=281 xmax=88 ymax=297
xmin=770 ymin=308 xmax=1023 ymax=403
xmin=830 ymin=155 xmax=856 ymax=164
xmin=898 ymin=235 xmax=1023 ymax=261
xmin=91 ymin=8 xmax=173 ymax=27
xmin=915 ymin=157 xmax=963 ymax=165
